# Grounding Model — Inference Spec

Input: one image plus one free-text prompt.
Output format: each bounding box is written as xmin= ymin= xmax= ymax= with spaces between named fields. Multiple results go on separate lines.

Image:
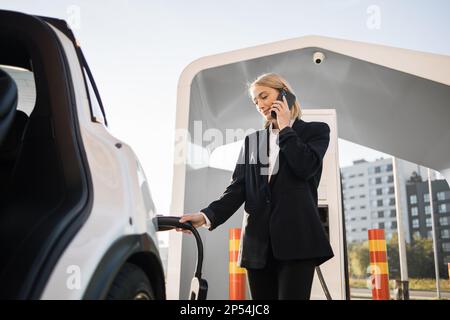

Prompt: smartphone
xmin=271 ymin=89 xmax=296 ymax=119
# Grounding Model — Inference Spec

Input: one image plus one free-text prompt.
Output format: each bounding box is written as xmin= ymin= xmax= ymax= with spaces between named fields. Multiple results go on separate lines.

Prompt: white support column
xmin=428 ymin=168 xmax=441 ymax=299
xmin=393 ymin=157 xmax=409 ymax=299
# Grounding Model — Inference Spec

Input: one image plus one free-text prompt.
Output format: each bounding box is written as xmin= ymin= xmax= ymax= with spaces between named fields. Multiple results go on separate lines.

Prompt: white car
xmin=0 ymin=10 xmax=167 ymax=300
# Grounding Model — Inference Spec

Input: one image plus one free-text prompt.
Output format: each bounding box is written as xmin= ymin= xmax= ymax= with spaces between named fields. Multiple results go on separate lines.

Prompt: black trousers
xmin=246 ymin=243 xmax=316 ymax=300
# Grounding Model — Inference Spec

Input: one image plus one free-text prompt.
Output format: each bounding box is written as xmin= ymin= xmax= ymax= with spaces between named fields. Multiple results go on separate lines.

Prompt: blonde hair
xmin=248 ymin=73 xmax=302 ymax=128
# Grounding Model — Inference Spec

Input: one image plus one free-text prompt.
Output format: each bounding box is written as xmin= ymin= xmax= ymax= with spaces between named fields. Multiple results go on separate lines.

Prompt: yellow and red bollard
xmin=229 ymin=228 xmax=246 ymax=300
xmin=368 ymin=229 xmax=390 ymax=300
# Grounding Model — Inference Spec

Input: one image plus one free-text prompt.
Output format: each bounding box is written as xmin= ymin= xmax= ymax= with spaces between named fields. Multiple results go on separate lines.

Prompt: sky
xmin=1 ymin=0 xmax=449 ymax=215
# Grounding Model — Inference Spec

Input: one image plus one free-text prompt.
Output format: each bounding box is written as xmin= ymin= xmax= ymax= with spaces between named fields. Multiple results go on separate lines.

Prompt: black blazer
xmin=201 ymin=118 xmax=334 ymax=269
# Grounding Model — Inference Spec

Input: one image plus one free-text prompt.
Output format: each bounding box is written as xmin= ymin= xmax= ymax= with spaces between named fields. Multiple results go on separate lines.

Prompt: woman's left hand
xmin=271 ymin=95 xmax=291 ymax=130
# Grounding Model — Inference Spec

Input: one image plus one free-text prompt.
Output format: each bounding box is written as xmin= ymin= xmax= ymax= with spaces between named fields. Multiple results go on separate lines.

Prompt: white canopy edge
xmin=178 ymin=35 xmax=450 ymax=88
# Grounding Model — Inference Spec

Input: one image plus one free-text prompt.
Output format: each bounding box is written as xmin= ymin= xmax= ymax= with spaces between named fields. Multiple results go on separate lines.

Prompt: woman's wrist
xmin=200 ymin=211 xmax=211 ymax=228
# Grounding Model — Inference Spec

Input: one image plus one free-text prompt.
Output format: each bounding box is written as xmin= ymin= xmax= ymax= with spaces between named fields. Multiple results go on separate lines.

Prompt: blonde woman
xmin=178 ymin=73 xmax=333 ymax=300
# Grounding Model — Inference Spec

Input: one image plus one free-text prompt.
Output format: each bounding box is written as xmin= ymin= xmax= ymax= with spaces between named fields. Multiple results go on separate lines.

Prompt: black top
xmin=201 ymin=118 xmax=334 ymax=269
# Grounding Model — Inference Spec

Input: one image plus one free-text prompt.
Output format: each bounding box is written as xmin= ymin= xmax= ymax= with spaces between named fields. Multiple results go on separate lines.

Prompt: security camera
xmin=313 ymin=52 xmax=325 ymax=65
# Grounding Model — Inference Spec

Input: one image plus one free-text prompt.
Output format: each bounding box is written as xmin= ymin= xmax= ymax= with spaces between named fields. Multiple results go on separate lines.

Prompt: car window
xmin=0 ymin=65 xmax=36 ymax=115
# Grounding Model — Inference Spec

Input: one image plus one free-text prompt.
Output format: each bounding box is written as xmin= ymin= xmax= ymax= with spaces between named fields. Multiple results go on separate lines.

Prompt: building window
xmin=361 ymin=217 xmax=367 ymax=220
xmin=377 ymin=188 xmax=383 ymax=196
xmin=410 ymin=195 xmax=417 ymax=205
xmin=425 ymin=205 xmax=431 ymax=215
xmin=375 ymin=166 xmax=381 ymax=173
xmin=439 ymin=203 xmax=448 ymax=214
xmin=360 ymin=195 xmax=366 ymax=198
xmin=358 ymin=173 xmax=364 ymax=177
xmin=378 ymin=222 xmax=385 ymax=229
xmin=377 ymin=200 xmax=383 ymax=207
xmin=424 ymin=193 xmax=430 ymax=203
xmin=388 ymin=175 xmax=394 ymax=183
xmin=437 ymin=191 xmax=450 ymax=201
xmin=427 ymin=230 xmax=433 ymax=239
xmin=386 ymin=164 xmax=393 ymax=172
xmin=389 ymin=198 xmax=395 ymax=206
xmin=411 ymin=207 xmax=418 ymax=216
xmin=413 ymin=231 xmax=421 ymax=239
xmin=390 ymin=209 xmax=396 ymax=217
xmin=359 ymin=184 xmax=365 ymax=187
xmin=390 ymin=221 xmax=397 ymax=229
xmin=389 ymin=187 xmax=395 ymax=194
xmin=349 ymin=174 xmax=356 ymax=178
xmin=426 ymin=217 xmax=432 ymax=227
xmin=360 ymin=205 xmax=366 ymax=209
xmin=376 ymin=177 xmax=382 ymax=184
xmin=362 ymin=228 xmax=367 ymax=231
xmin=442 ymin=242 xmax=450 ymax=252
xmin=378 ymin=211 xmax=384 ymax=218
xmin=441 ymin=229 xmax=450 ymax=239
xmin=440 ymin=217 xmax=449 ymax=226
xmin=412 ymin=219 xmax=419 ymax=228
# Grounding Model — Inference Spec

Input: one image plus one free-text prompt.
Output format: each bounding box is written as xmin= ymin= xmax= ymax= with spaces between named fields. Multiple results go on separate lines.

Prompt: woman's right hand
xmin=176 ymin=212 xmax=206 ymax=234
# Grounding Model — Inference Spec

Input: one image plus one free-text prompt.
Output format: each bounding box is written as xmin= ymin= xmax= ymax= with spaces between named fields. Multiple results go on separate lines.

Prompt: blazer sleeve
xmin=200 ymin=136 xmax=247 ymax=231
xmin=278 ymin=121 xmax=330 ymax=180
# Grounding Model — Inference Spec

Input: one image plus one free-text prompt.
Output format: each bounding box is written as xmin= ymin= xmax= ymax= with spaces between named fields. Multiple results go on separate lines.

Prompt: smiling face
xmin=250 ymin=85 xmax=280 ymax=121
